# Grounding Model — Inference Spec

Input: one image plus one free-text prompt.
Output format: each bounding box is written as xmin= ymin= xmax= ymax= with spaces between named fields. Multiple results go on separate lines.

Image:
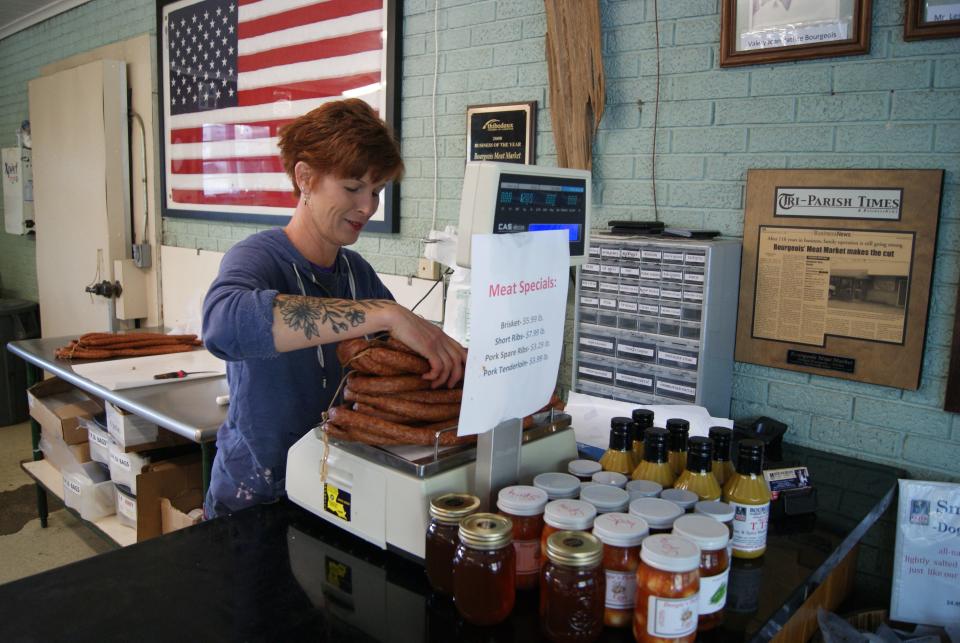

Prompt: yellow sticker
xmin=324 ymin=483 xmax=351 ymax=522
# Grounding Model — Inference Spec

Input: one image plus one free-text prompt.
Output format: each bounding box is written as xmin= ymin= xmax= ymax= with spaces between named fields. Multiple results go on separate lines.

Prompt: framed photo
xmin=156 ymin=0 xmax=402 ymax=233
xmin=735 ymin=169 xmax=944 ymax=390
xmin=720 ymin=0 xmax=873 ymax=67
xmin=905 ymin=0 xmax=960 ymax=40
xmin=466 ymin=102 xmax=536 ymax=165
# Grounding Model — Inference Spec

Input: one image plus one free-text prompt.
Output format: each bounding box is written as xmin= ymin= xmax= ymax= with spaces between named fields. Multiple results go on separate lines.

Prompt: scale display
xmin=493 ymin=173 xmax=587 ymax=258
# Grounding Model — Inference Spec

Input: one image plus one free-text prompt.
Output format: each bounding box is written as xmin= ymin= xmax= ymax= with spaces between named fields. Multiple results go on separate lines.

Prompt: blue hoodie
xmin=202 ymin=228 xmax=392 ymax=515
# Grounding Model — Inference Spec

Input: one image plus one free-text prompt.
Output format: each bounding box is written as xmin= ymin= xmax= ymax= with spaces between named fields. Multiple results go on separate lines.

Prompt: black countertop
xmin=0 ymin=445 xmax=903 ymax=642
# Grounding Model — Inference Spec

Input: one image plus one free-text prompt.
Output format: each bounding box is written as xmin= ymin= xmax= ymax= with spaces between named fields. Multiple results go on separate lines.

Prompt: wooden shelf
xmin=22 ymin=460 xmax=136 ymax=548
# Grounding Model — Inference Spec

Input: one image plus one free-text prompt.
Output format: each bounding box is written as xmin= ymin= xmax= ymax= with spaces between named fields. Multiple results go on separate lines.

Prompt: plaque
xmin=466 ymin=102 xmax=536 ymax=164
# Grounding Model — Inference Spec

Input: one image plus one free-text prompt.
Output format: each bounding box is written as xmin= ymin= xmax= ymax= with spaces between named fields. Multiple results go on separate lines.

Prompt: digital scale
xmin=286 ymin=162 xmax=591 ymax=560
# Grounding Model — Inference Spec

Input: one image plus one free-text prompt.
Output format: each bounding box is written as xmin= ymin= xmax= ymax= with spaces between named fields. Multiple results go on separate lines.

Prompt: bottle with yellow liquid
xmin=709 ymin=426 xmax=735 ymax=486
xmin=673 ymin=437 xmax=722 ymax=501
xmin=599 ymin=418 xmax=637 ymax=474
xmin=723 ymin=439 xmax=771 ymax=559
xmin=630 ymin=427 xmax=675 ymax=488
xmin=666 ymin=418 xmax=689 ymax=477
xmin=630 ymin=408 xmax=654 ymax=462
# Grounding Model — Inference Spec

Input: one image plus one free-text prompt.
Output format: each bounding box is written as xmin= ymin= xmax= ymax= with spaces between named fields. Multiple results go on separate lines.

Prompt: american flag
xmin=162 ymin=0 xmax=388 ymax=216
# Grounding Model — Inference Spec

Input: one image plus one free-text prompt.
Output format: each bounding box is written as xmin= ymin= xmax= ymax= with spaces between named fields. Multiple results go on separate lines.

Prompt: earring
xmin=301 ymin=188 xmax=310 ymax=206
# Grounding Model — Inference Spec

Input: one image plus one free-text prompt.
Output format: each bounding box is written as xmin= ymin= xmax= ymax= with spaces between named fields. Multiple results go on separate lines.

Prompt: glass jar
xmin=631 ymin=408 xmax=655 ymax=462
xmin=694 ymin=500 xmax=734 ymax=558
xmin=626 ymin=479 xmax=663 ymax=501
xmin=672 ymin=515 xmax=730 ymax=631
xmin=634 ymin=534 xmax=700 ymax=642
xmin=540 ymin=530 xmax=605 ymax=642
xmin=452 ymin=513 xmax=516 ymax=626
xmin=592 ymin=512 xmax=649 ymax=628
xmin=591 ymin=471 xmax=628 ymax=488
xmin=580 ymin=484 xmax=630 ymax=514
xmin=534 ymin=472 xmax=581 ymax=500
xmin=631 ymin=427 xmax=675 ymax=488
xmin=497 ymin=485 xmax=549 ymax=591
xmin=666 ymin=419 xmax=690 ymax=477
xmin=541 ymin=499 xmax=597 ymax=563
xmin=660 ymin=488 xmax=698 ymax=513
xmin=568 ymin=459 xmax=602 ymax=482
xmin=629 ymin=497 xmax=684 ymax=534
xmin=673 ymin=436 xmax=722 ymax=502
xmin=425 ymin=493 xmax=480 ymax=595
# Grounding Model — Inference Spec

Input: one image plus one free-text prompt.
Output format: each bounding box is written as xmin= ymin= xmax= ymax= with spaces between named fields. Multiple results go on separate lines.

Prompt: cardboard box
xmin=160 ymin=492 xmax=204 ymax=534
xmin=134 ymin=454 xmax=202 ymax=542
xmin=106 ymin=402 xmax=159 ymax=447
xmin=39 ymin=434 xmax=91 ymax=472
xmin=28 ymin=377 xmax=103 ymax=445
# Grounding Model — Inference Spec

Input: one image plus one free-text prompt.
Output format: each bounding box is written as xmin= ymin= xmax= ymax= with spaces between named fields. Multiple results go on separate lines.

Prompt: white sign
xmin=457 ymin=231 xmax=569 ymax=436
xmin=890 ymin=480 xmax=960 ymax=627
xmin=774 ymin=187 xmax=903 ymax=220
xmin=740 ymin=20 xmax=849 ymax=50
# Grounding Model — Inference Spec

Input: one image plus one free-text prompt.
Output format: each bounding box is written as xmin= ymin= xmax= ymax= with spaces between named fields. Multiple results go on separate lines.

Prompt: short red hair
xmin=278 ymin=99 xmax=404 ymax=197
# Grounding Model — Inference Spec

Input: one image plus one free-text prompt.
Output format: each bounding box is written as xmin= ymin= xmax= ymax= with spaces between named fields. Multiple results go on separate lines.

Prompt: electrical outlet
xmin=417 ymin=258 xmax=441 ymax=280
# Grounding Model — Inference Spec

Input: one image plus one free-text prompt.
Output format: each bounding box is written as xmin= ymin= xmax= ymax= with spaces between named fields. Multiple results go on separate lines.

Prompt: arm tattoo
xmin=275 ymin=296 xmax=387 ymax=339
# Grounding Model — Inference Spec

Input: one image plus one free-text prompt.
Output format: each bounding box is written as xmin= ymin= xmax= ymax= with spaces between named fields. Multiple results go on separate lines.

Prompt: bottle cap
xmin=591 ymin=471 xmax=628 ymax=488
xmin=626 ymin=479 xmax=663 ymax=499
xmin=580 ymin=484 xmax=630 ymax=513
xmin=533 ymin=472 xmax=581 ymax=499
xmin=709 ymin=426 xmax=733 ymax=461
xmin=695 ymin=500 xmax=735 ymax=523
xmin=458 ymin=513 xmax=513 ymax=550
xmin=545 ymin=530 xmax=603 ymax=568
xmin=631 ymin=408 xmax=654 ymax=429
xmin=608 ymin=423 xmax=632 ymax=451
xmin=673 ymin=514 xmax=730 ymax=551
xmin=567 ymin=459 xmax=602 ymax=478
xmin=496 ymin=485 xmax=548 ymax=517
xmin=628 ymin=497 xmax=684 ymax=529
xmin=592 ymin=512 xmax=649 ymax=547
xmin=641 ymin=534 xmax=700 ymax=572
xmin=544 ymin=499 xmax=597 ymax=530
xmin=611 ymin=416 xmax=633 ymax=430
xmin=667 ymin=418 xmax=690 ymax=450
xmin=685 ymin=436 xmax=713 ymax=472
xmin=660 ymin=488 xmax=698 ymax=511
xmin=736 ymin=438 xmax=765 ymax=475
xmin=643 ymin=427 xmax=669 ymax=463
xmin=429 ymin=493 xmax=480 ymax=524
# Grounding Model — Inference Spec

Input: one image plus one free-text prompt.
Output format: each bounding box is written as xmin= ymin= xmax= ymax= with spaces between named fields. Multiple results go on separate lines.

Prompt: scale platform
xmin=285 ymin=412 xmax=578 ymax=560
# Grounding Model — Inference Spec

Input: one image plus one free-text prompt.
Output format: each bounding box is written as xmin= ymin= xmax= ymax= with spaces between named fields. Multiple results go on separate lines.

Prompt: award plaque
xmin=466 ymin=102 xmax=536 ymax=164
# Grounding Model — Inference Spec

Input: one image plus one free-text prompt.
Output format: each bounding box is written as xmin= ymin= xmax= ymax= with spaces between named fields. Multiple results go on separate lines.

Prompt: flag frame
xmin=156 ymin=0 xmax=402 ymax=233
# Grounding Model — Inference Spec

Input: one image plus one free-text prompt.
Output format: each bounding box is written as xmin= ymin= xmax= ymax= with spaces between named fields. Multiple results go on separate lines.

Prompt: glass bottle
xmin=600 ymin=418 xmax=637 ymax=474
xmin=673 ymin=436 xmax=722 ymax=502
xmin=666 ymin=418 xmax=689 ymax=477
xmin=628 ymin=497 xmax=684 ymax=534
xmin=452 ymin=513 xmax=516 ymax=626
xmin=497 ymin=485 xmax=549 ymax=591
xmin=580 ymin=484 xmax=630 ymax=515
xmin=568 ymin=459 xmax=602 ymax=482
xmin=673 ymin=514 xmax=730 ymax=632
xmin=534 ymin=472 xmax=581 ymax=500
xmin=592 ymin=512 xmax=648 ymax=628
xmin=631 ymin=427 xmax=676 ymax=488
xmin=540 ymin=530 xmax=605 ymax=642
xmin=425 ymin=492 xmax=479 ymax=595
xmin=723 ymin=439 xmax=771 ymax=559
xmin=634 ymin=534 xmax=700 ymax=643
xmin=631 ymin=408 xmax=655 ymax=462
xmin=541 ymin=499 xmax=598 ymax=563
xmin=709 ymin=427 xmax=735 ymax=487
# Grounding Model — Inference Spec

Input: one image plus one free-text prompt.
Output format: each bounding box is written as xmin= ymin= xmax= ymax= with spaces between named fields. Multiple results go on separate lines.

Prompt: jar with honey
xmin=540 ymin=530 xmax=605 ymax=642
xmin=452 ymin=513 xmax=516 ymax=626
xmin=497 ymin=485 xmax=549 ymax=591
xmin=592 ymin=512 xmax=649 ymax=628
xmin=633 ymin=534 xmax=700 ymax=642
xmin=673 ymin=515 xmax=730 ymax=631
xmin=425 ymin=493 xmax=480 ymax=595
xmin=631 ymin=427 xmax=675 ymax=488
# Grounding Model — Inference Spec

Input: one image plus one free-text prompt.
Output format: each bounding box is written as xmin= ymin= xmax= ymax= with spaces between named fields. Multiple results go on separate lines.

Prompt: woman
xmin=202 ymin=99 xmax=466 ymax=518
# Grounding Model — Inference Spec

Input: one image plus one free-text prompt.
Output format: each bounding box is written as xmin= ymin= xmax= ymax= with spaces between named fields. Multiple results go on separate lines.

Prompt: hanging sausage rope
xmin=544 ymin=0 xmax=606 ymax=170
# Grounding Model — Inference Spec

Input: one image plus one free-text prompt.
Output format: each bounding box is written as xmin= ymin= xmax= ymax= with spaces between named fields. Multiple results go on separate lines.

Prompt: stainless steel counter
xmin=7 ymin=335 xmax=227 ymax=443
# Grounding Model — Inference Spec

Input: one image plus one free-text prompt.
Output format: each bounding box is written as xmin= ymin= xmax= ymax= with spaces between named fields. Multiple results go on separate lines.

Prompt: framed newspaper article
xmin=735 ymin=169 xmax=944 ymax=390
xmin=904 ymin=0 xmax=960 ymax=40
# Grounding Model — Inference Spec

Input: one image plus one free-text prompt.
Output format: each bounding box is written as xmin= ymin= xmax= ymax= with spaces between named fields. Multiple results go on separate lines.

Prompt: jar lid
xmin=672 ymin=515 xmax=729 ymax=551
xmin=628 ymin=497 xmax=684 ymax=529
xmin=660 ymin=488 xmax=698 ymax=510
xmin=592 ymin=512 xmax=649 ymax=547
xmin=579 ymin=484 xmax=630 ymax=513
xmin=567 ymin=459 xmax=602 ymax=478
xmin=695 ymin=500 xmax=735 ymax=523
xmin=458 ymin=513 xmax=513 ymax=550
xmin=544 ymin=499 xmax=597 ymax=530
xmin=591 ymin=471 xmax=628 ymax=488
xmin=497 ymin=485 xmax=548 ymax=516
xmin=641 ymin=534 xmax=700 ymax=572
xmin=429 ymin=493 xmax=480 ymax=523
xmin=625 ymin=479 xmax=662 ymax=499
xmin=533 ymin=472 xmax=581 ymax=499
xmin=546 ymin=530 xmax=603 ymax=568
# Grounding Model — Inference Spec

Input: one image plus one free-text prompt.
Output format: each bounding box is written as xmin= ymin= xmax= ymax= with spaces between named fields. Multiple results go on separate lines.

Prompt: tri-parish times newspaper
xmin=753 ymin=227 xmax=914 ymax=346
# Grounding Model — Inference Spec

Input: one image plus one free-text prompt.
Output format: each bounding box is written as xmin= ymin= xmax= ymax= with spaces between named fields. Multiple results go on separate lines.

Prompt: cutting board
xmin=71 ymin=350 xmax=226 ymax=391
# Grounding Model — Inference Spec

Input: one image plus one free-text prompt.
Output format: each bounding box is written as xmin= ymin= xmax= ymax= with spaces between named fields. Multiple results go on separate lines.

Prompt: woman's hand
xmin=384 ymin=304 xmax=466 ymax=388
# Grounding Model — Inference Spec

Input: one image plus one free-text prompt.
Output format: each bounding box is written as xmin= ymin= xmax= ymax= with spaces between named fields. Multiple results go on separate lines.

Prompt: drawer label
xmin=641 ymin=250 xmax=662 ymax=260
xmin=657 ymin=380 xmax=697 ymax=398
xmin=110 ymin=451 xmax=132 ymax=471
xmin=660 ymin=351 xmax=698 ymax=366
xmin=621 ymin=249 xmax=641 ymax=260
xmin=684 ymin=272 xmax=705 ymax=283
xmin=619 ymin=344 xmax=655 ymax=358
xmin=579 ymin=366 xmax=614 ymax=381
xmin=662 ymin=270 xmax=684 ymax=281
xmin=620 ymin=266 xmax=640 ymax=278
xmin=618 ymin=301 xmax=639 ymax=312
xmin=580 ymin=296 xmax=599 ymax=306
xmin=601 ymin=248 xmax=621 ymax=258
xmin=641 ymin=270 xmax=661 ymax=280
xmin=660 ymin=306 xmax=682 ymax=317
xmin=599 ymin=298 xmax=618 ymax=309
xmin=686 ymin=254 xmax=706 ymax=264
xmin=639 ymin=286 xmax=661 ymax=297
xmin=580 ymin=337 xmax=614 ymax=351
xmin=684 ymin=291 xmax=703 ymax=302
xmin=661 ymin=289 xmax=682 ymax=300
xmin=616 ymin=373 xmax=653 ymax=387
xmin=580 ymin=279 xmax=598 ymax=290
xmin=599 ymin=281 xmax=619 ymax=292
xmin=600 ymin=265 xmax=620 ymax=275
xmin=620 ymin=284 xmax=639 ymax=295
xmin=663 ymin=252 xmax=684 ymax=263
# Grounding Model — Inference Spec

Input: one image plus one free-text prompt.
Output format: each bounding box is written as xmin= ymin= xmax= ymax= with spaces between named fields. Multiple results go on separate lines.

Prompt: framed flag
xmin=157 ymin=0 xmax=402 ymax=232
